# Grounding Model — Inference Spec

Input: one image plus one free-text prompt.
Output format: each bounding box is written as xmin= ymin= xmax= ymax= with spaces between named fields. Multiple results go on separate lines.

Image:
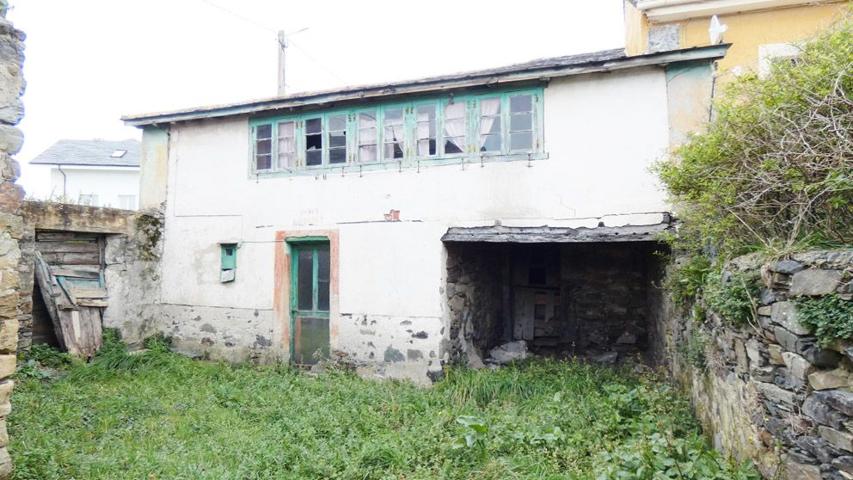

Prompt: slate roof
xmin=123 ymin=44 xmax=729 ymax=127
xmin=30 ymin=139 xmax=140 ymax=167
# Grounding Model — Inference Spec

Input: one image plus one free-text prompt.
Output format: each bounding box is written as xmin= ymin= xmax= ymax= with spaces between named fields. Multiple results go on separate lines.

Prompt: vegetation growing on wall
xmin=702 ymin=270 xmax=760 ymax=327
xmin=656 ymin=14 xmax=852 ymax=316
xmin=795 ymin=294 xmax=853 ymax=347
xmin=656 ymin=16 xmax=852 ymax=260
xmin=134 ymin=212 xmax=163 ymax=261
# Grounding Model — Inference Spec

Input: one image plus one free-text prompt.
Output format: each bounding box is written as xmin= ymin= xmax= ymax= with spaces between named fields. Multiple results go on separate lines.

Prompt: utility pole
xmin=277 ymin=30 xmax=287 ymax=96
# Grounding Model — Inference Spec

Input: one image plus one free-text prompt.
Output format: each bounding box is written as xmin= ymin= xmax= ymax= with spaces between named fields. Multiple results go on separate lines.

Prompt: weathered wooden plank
xmin=40 ymin=251 xmax=100 ymax=266
xmin=70 ymin=287 xmax=108 ymax=299
xmin=52 ymin=264 xmax=101 ymax=274
xmin=36 ymin=241 xmax=100 ymax=254
xmin=36 ymin=231 xmax=100 ymax=242
xmin=34 ymin=252 xmax=68 ymax=351
xmin=50 ymin=267 xmax=100 ymax=279
xmin=77 ymin=299 xmax=108 ymax=308
xmin=56 ymin=277 xmax=78 ymax=305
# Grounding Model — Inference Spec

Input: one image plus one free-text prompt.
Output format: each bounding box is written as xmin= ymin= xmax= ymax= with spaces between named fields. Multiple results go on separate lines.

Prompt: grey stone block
xmin=820 ymin=426 xmax=853 ymax=452
xmin=790 ymin=269 xmax=842 ymax=296
xmin=771 ymin=301 xmax=811 ymax=335
xmin=823 ymin=390 xmax=853 ymax=416
xmin=771 ymin=259 xmax=805 ymax=275
xmin=803 ymin=392 xmax=846 ymax=429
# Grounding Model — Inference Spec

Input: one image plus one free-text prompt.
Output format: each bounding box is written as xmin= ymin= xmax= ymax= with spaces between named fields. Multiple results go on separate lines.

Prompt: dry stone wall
xmin=0 ymin=9 xmax=24 ymax=478
xmin=665 ymin=250 xmax=853 ymax=479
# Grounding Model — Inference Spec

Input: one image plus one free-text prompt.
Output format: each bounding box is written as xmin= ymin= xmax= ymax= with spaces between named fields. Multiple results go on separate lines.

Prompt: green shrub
xmin=25 ymin=344 xmax=73 ymax=369
xmin=666 ymin=255 xmax=713 ymax=305
xmin=703 ymin=270 xmax=760 ymax=326
xmin=655 ymin=15 xmax=853 ymax=259
xmin=796 ymin=294 xmax=853 ymax=347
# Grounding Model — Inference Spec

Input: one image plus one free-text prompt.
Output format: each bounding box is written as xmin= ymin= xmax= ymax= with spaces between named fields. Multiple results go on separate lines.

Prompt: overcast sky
xmin=9 ymin=0 xmax=625 ymax=197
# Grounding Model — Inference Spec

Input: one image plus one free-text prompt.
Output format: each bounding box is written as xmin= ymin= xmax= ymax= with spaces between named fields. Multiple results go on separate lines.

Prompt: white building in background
xmin=29 ymin=139 xmax=140 ymax=210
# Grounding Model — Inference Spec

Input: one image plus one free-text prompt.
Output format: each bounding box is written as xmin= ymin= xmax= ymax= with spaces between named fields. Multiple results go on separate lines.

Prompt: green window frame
xmin=249 ymin=87 xmax=544 ymax=176
xmin=220 ymin=243 xmax=237 ymax=283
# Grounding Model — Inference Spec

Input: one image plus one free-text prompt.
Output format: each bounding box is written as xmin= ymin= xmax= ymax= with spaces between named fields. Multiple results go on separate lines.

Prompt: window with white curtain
xmin=277 ymin=121 xmax=296 ymax=169
xmin=250 ymin=88 xmax=542 ymax=174
xmin=443 ymin=102 xmax=467 ymax=155
xmin=479 ymin=97 xmax=502 ymax=153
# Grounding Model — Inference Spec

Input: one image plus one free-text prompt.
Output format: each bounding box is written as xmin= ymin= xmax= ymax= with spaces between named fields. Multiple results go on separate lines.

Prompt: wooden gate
xmin=32 ymin=231 xmax=108 ymax=357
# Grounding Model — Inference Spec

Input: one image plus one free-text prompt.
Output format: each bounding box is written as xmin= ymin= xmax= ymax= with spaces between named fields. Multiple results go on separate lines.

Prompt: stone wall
xmin=665 ymin=250 xmax=853 ymax=479
xmin=445 ymin=243 xmax=507 ymax=367
xmin=0 ymin=9 xmax=23 ymax=478
xmin=560 ymin=242 xmax=663 ymax=357
xmin=17 ymin=201 xmax=162 ymax=351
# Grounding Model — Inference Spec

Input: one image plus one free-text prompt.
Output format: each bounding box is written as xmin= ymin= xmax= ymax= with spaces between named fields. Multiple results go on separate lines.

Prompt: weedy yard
xmin=8 ymin=335 xmax=757 ymax=480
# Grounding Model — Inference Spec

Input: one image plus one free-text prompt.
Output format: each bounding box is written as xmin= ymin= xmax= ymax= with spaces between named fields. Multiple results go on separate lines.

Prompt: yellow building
xmin=625 ymin=0 xmax=848 ymax=79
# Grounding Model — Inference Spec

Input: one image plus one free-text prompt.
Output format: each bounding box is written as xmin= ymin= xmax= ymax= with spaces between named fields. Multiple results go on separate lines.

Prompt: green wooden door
xmin=290 ymin=242 xmax=330 ymax=365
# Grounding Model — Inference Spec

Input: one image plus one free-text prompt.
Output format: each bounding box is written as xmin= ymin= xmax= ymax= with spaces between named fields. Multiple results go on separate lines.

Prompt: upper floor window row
xmin=250 ymin=88 xmax=543 ymax=173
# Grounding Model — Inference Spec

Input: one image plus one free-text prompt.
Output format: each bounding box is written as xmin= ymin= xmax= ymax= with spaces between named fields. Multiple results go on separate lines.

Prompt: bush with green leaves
xmin=703 ymin=269 xmax=760 ymax=327
xmin=666 ymin=255 xmax=713 ymax=306
xmin=655 ymin=14 xmax=852 ymax=263
xmin=796 ymin=294 xmax=853 ymax=347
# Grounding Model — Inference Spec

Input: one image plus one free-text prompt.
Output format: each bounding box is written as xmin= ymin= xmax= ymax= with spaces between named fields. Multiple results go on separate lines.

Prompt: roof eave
xmin=123 ymin=44 xmax=730 ymax=127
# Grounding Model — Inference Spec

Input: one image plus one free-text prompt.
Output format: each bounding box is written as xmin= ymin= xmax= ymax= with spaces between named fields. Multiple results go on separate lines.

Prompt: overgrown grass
xmin=9 ymin=339 xmax=757 ymax=479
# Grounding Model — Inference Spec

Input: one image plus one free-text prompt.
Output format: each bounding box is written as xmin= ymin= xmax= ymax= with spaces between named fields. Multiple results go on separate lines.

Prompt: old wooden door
xmin=290 ymin=242 xmax=330 ymax=365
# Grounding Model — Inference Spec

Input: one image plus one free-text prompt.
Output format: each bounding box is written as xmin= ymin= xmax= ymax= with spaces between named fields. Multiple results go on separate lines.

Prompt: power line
xmin=288 ymin=39 xmax=348 ymax=85
xmin=197 ymin=0 xmax=348 ymax=88
xmin=199 ymin=0 xmax=277 ymax=34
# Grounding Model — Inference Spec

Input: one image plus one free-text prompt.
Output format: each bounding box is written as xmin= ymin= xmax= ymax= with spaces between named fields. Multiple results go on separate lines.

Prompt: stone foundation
xmin=665 ymin=250 xmax=853 ymax=479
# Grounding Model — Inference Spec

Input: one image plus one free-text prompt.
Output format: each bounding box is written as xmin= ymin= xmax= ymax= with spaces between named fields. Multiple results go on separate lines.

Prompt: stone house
xmin=118 ymin=45 xmax=727 ymax=382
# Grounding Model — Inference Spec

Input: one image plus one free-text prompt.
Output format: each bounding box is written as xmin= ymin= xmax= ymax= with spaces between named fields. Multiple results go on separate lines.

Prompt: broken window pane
xmin=383 ymin=108 xmax=405 ymax=160
xmin=509 ymin=94 xmax=534 ymax=152
xmin=479 ymin=98 xmax=501 ymax=153
xmin=297 ymin=249 xmax=313 ymax=310
xmin=255 ymin=124 xmax=272 ymax=170
xmin=416 ymin=105 xmax=436 ymax=157
xmin=443 ymin=102 xmax=466 ymax=155
xmin=305 ymin=117 xmax=323 ymax=166
xmin=277 ymin=121 xmax=296 ymax=169
xmin=358 ymin=111 xmax=378 ymax=163
xmin=328 ymin=114 xmax=347 ymax=164
xmin=317 ymin=248 xmax=330 ymax=311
